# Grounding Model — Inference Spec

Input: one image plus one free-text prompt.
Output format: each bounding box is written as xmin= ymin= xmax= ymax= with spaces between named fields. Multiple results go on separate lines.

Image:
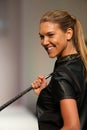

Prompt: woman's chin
xmin=48 ymin=54 xmax=57 ymax=58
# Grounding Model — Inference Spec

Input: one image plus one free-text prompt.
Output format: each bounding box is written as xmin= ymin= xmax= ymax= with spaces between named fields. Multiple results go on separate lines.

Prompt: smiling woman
xmin=39 ymin=22 xmax=76 ymax=58
xmin=31 ymin=10 xmax=87 ymax=130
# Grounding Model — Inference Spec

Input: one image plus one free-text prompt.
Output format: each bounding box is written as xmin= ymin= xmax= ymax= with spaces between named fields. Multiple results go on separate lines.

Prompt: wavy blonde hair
xmin=40 ymin=10 xmax=87 ymax=78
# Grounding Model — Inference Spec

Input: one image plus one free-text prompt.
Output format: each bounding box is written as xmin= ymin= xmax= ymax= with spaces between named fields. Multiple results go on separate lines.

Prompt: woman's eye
xmin=39 ymin=35 xmax=44 ymax=39
xmin=48 ymin=34 xmax=54 ymax=37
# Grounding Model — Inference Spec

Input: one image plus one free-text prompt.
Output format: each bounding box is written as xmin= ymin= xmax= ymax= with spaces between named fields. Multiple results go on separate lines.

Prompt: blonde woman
xmin=31 ymin=10 xmax=87 ymax=130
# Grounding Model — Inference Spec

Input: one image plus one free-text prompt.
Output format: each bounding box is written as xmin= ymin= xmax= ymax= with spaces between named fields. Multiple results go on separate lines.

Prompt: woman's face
xmin=39 ymin=22 xmax=72 ymax=58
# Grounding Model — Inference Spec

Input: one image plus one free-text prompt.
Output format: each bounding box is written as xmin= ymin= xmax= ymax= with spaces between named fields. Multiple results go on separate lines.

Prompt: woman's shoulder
xmin=52 ymin=57 xmax=85 ymax=94
xmin=55 ymin=56 xmax=84 ymax=74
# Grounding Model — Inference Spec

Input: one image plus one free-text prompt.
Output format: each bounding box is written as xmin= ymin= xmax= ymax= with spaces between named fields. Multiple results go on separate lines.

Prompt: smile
xmin=47 ymin=46 xmax=55 ymax=53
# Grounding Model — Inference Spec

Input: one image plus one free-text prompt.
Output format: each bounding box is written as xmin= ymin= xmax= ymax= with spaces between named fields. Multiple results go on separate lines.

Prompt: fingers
xmin=31 ymin=80 xmax=40 ymax=89
xmin=31 ymin=75 xmax=45 ymax=89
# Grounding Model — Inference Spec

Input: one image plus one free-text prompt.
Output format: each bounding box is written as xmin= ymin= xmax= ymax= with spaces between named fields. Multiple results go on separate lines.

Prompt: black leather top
xmin=36 ymin=54 xmax=86 ymax=130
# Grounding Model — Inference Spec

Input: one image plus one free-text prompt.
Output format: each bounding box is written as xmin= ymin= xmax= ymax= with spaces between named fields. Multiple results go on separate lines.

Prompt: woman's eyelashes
xmin=39 ymin=32 xmax=55 ymax=40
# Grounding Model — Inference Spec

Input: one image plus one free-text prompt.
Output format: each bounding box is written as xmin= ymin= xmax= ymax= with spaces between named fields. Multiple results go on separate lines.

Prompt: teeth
xmin=48 ymin=47 xmax=54 ymax=50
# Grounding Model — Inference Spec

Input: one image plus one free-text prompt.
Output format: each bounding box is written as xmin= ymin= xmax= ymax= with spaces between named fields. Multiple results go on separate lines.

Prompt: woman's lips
xmin=47 ymin=46 xmax=55 ymax=53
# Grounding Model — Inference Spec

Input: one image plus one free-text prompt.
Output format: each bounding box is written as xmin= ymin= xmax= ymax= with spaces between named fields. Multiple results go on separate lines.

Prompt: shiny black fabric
xmin=36 ymin=54 xmax=86 ymax=130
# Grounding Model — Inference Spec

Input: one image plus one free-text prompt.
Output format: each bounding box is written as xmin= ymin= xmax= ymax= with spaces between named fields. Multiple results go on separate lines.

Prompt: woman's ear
xmin=66 ymin=28 xmax=73 ymax=41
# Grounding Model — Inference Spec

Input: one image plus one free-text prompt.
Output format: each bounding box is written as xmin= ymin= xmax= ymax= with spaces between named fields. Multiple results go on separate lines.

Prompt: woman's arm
xmin=60 ymin=99 xmax=80 ymax=130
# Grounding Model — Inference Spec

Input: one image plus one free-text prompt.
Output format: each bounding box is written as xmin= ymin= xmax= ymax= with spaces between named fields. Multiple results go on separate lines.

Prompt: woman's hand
xmin=31 ymin=75 xmax=47 ymax=95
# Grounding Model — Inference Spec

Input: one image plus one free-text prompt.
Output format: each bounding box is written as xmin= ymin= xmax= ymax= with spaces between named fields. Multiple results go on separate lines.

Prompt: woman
xmin=31 ymin=10 xmax=87 ymax=130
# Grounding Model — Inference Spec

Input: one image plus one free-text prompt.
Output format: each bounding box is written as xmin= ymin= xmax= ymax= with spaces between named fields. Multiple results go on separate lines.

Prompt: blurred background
xmin=0 ymin=0 xmax=87 ymax=129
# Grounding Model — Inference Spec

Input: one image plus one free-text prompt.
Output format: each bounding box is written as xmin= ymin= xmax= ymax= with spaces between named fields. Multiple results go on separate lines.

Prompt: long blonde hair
xmin=40 ymin=10 xmax=87 ymax=77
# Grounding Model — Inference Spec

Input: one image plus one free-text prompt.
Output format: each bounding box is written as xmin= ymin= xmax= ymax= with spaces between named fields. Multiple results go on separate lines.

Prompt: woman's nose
xmin=41 ymin=36 xmax=49 ymax=46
